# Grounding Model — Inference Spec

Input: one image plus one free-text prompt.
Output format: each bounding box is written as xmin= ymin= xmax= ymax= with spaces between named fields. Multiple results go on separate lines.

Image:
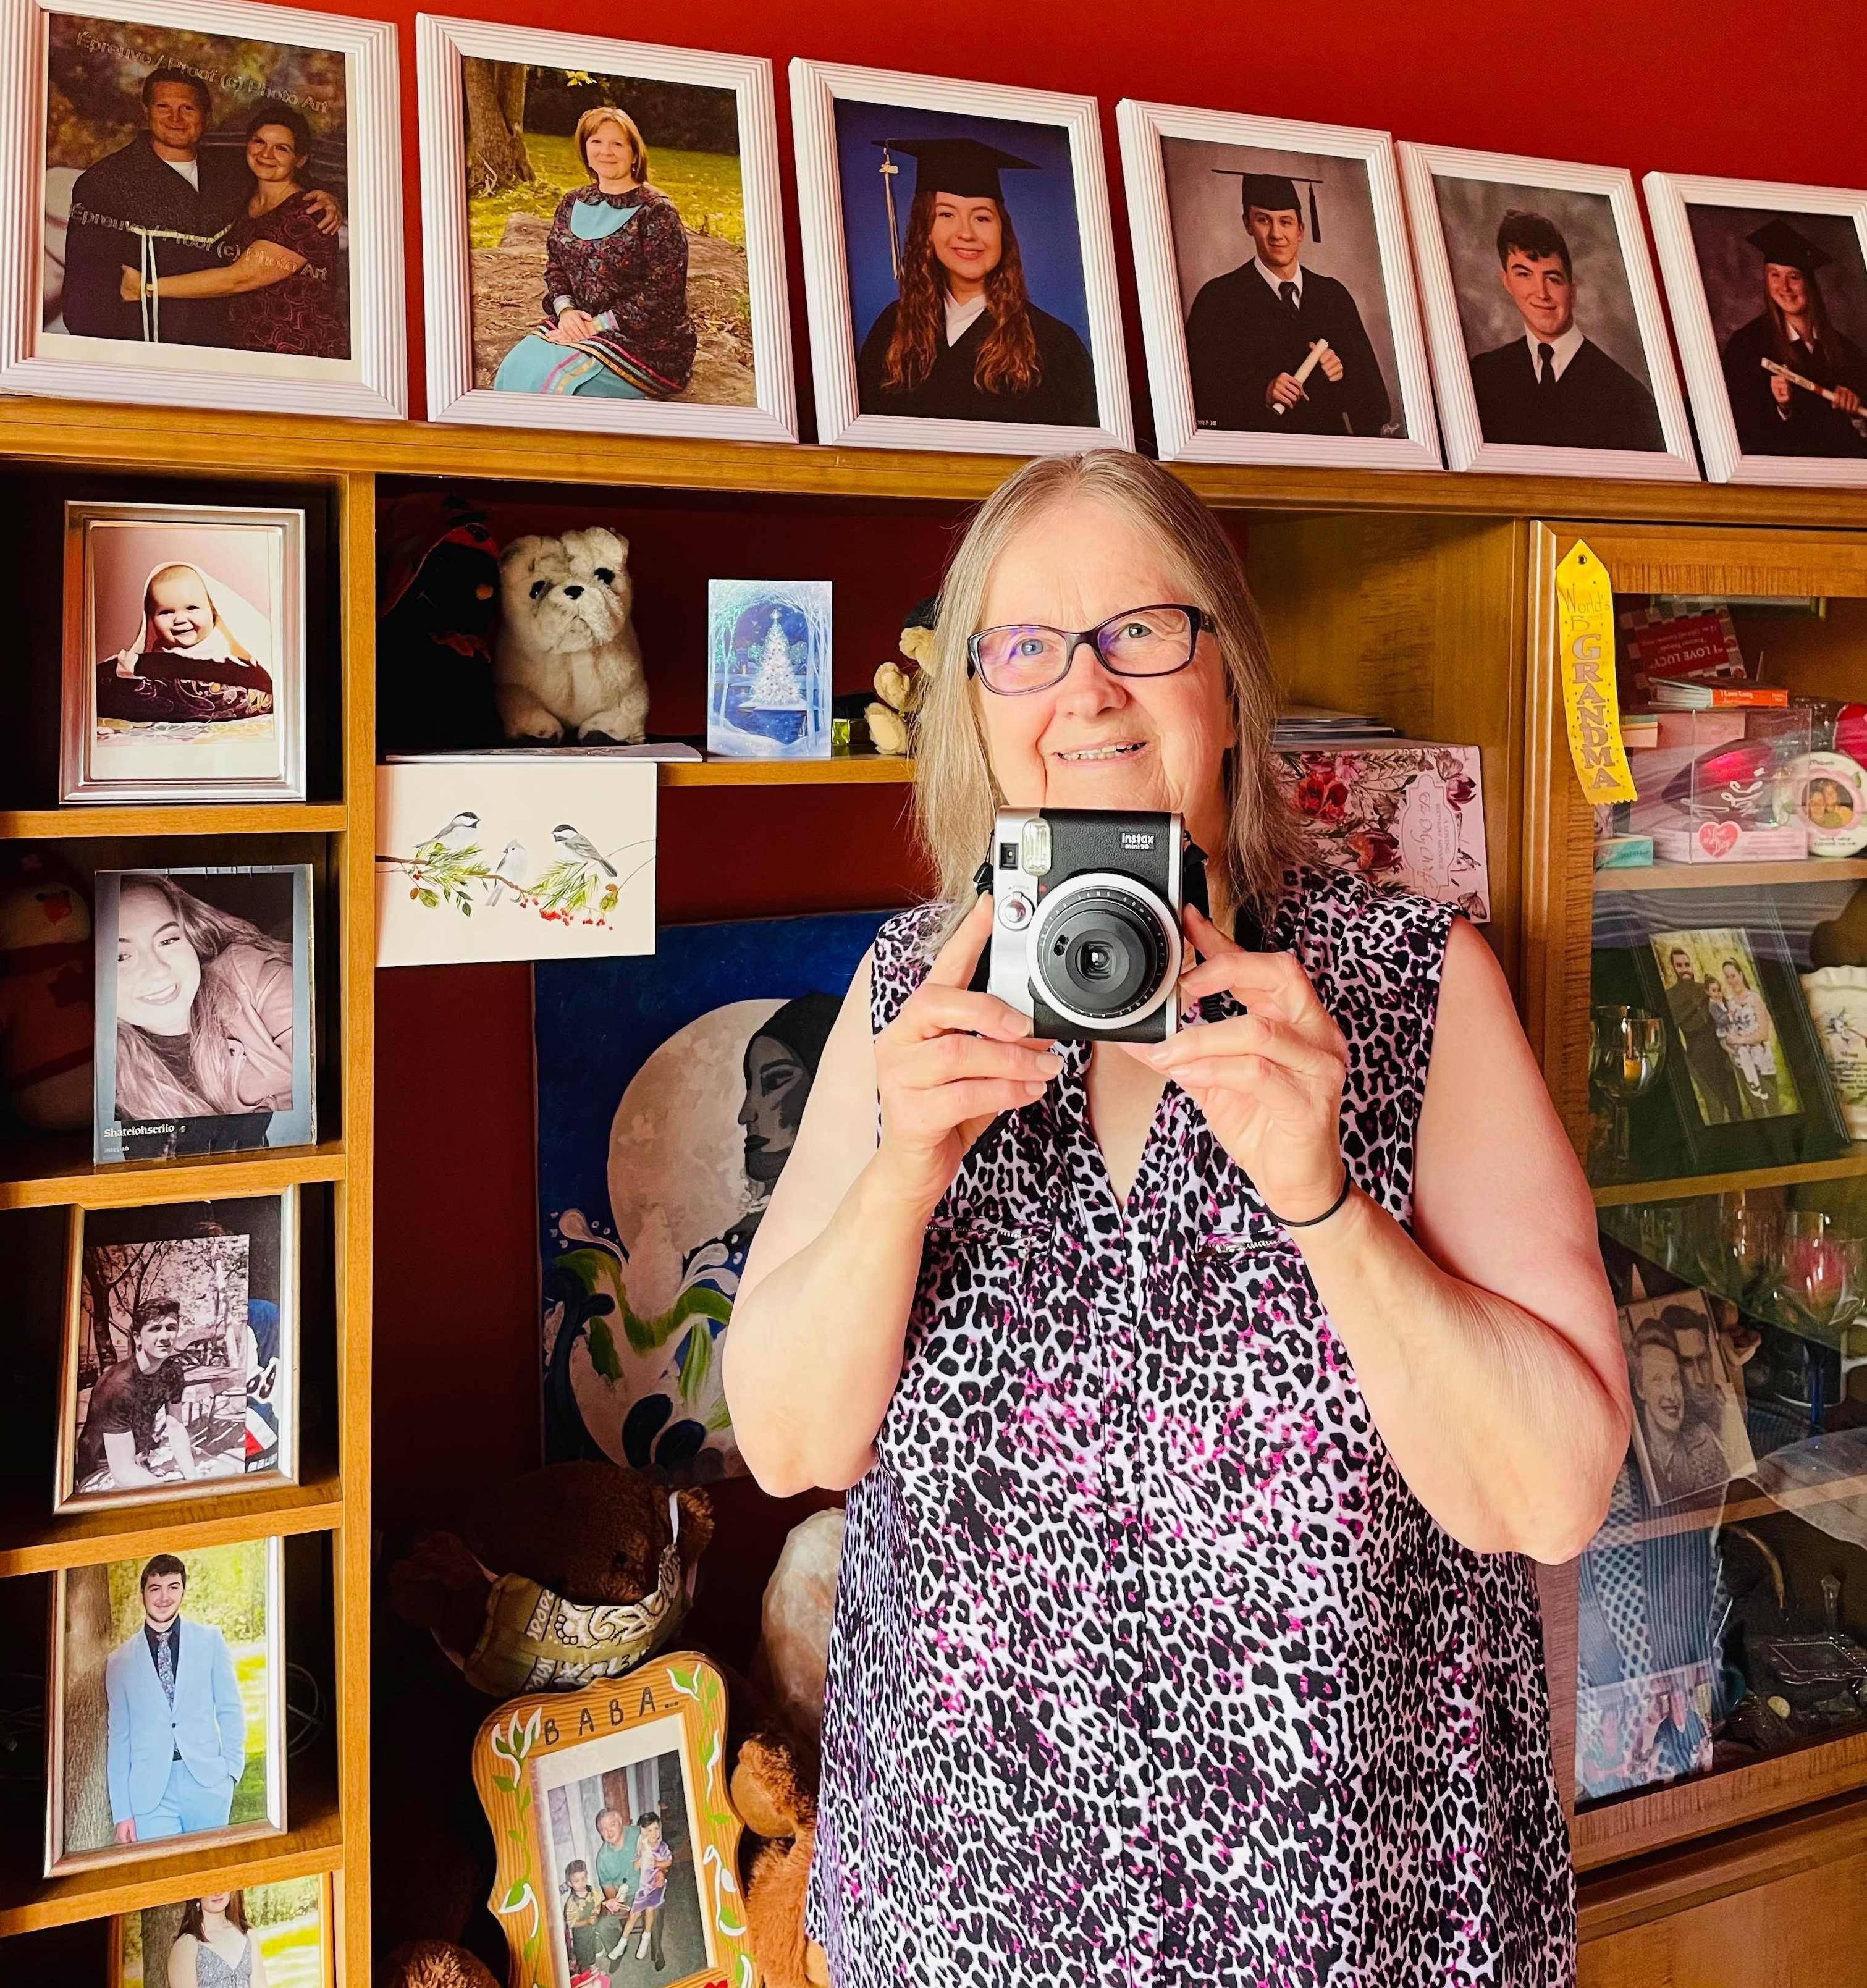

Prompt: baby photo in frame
xmin=48 ymin=1535 xmax=285 ymax=1874
xmin=790 ymin=57 xmax=1131 ymax=455
xmin=1398 ymin=143 xmax=1696 ymax=480
xmin=62 ymin=501 xmax=306 ymax=804
xmin=1116 ymin=100 xmax=1439 ymax=470
xmin=109 ymin=1874 xmax=335 ymax=1988
xmin=58 ymin=1190 xmax=298 ymax=1512
xmin=93 ymin=864 xmax=315 ymax=1163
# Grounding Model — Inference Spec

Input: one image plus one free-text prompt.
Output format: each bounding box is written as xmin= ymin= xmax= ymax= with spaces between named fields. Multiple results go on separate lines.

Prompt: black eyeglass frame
xmin=965 ymin=603 xmax=1216 ymax=695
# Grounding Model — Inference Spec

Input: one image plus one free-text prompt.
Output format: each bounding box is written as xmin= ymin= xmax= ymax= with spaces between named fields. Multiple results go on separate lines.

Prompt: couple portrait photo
xmin=1619 ymin=1290 xmax=1757 ymax=1507
xmin=1654 ymin=928 xmax=1802 ymax=1127
xmin=52 ymin=1538 xmax=284 ymax=1872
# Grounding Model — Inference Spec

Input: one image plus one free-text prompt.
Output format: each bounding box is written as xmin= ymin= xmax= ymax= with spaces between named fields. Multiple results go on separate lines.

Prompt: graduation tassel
xmin=878 ymin=145 xmax=902 ymax=284
xmin=1309 ymin=183 xmax=1322 ymax=245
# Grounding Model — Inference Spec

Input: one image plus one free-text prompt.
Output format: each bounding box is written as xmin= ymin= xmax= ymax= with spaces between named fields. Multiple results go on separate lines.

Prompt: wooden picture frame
xmin=57 ymin=1189 xmax=300 ymax=1514
xmin=1398 ymin=143 xmax=1698 ymax=481
xmin=789 ymin=56 xmax=1132 ymax=457
xmin=1115 ymin=98 xmax=1440 ymax=471
xmin=1645 ymin=170 xmax=1867 ymax=486
xmin=106 ymin=1870 xmax=337 ymax=1987
xmin=416 ymin=14 xmax=797 ymax=444
xmin=0 ymin=0 xmax=405 ymax=417
xmin=61 ymin=500 xmax=308 ymax=805
xmin=473 ymin=1654 xmax=752 ymax=1988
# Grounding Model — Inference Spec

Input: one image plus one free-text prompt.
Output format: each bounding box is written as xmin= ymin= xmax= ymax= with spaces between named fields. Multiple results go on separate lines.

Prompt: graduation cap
xmin=874 ymin=137 xmax=1038 ymax=204
xmin=1746 ymin=216 xmax=1831 ymax=272
xmin=1214 ymin=169 xmax=1323 ymax=243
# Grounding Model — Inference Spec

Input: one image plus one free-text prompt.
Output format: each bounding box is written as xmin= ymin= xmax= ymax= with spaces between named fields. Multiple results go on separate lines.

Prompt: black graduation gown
xmin=1469 ymin=335 xmax=1666 ymax=452
xmin=855 ymin=301 xmax=1098 ymax=426
xmin=1721 ymin=313 xmax=1867 ymax=458
xmin=62 ymin=137 xmax=251 ymax=345
xmin=1184 ymin=261 xmax=1391 ymax=437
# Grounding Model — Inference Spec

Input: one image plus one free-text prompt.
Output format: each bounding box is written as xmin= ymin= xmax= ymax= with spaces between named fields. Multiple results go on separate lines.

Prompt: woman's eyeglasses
xmin=966 ymin=604 xmax=1214 ymax=697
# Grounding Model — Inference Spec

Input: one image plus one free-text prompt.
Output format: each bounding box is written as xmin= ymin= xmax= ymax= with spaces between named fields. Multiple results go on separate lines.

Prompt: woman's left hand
xmin=119 ymin=265 xmax=145 ymax=302
xmin=1126 ymin=904 xmax=1349 ymax=1223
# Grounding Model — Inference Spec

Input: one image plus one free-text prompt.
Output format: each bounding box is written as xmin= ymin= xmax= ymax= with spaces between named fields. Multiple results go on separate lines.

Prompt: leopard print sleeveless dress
xmin=807 ymin=869 xmax=1574 ymax=1986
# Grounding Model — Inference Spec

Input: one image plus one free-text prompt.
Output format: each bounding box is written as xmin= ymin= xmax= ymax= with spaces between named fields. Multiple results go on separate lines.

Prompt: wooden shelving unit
xmin=660 ymin=753 xmax=914 ymax=786
xmin=1591 ymin=1147 xmax=1867 ymax=1208
xmin=1596 ymin=858 xmax=1867 ymax=894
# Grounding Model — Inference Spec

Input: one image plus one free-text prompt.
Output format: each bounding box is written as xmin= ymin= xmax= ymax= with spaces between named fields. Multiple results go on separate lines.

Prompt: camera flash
xmin=1020 ymin=817 xmax=1053 ymax=877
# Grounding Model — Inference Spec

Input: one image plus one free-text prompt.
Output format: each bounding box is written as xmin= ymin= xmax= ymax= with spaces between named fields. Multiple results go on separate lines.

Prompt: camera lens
xmin=1036 ymin=888 xmax=1170 ymax=1021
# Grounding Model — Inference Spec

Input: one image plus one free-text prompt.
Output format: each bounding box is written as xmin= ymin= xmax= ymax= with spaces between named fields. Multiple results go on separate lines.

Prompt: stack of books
xmin=1271 ymin=705 xmax=1398 ymax=746
xmin=1650 ymin=681 xmax=1789 ymax=711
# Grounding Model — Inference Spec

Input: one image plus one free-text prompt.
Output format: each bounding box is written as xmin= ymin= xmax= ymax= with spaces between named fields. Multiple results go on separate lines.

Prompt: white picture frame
xmin=1645 ymin=171 xmax=1867 ymax=486
xmin=1399 ymin=143 xmax=1697 ymax=481
xmin=0 ymin=0 xmax=405 ymax=418
xmin=789 ymin=56 xmax=1132 ymax=456
xmin=1116 ymin=100 xmax=1439 ymax=471
xmin=416 ymin=14 xmax=797 ymax=444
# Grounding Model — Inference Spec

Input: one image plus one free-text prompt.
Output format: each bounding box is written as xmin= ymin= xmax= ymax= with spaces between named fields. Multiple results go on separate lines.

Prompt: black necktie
xmin=1537 ymin=342 xmax=1557 ymax=390
xmin=1279 ymin=282 xmax=1300 ymax=317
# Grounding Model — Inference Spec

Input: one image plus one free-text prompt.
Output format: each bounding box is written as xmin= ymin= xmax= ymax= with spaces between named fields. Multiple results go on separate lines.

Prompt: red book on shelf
xmin=1650 ymin=683 xmax=1790 ymax=709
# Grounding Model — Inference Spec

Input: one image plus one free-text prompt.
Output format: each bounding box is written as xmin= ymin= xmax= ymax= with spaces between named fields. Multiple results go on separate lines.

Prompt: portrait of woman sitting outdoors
xmin=723 ymin=447 xmax=1630 ymax=1984
xmin=492 ymin=104 xmax=697 ymax=400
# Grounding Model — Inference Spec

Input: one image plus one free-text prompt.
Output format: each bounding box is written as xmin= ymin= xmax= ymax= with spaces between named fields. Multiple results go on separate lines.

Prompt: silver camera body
xmin=980 ymin=807 xmax=1205 ymax=1043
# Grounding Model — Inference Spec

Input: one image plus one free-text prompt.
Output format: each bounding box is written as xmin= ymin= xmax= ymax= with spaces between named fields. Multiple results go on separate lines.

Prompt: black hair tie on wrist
xmin=1265 ymin=1165 xmax=1352 ymax=1229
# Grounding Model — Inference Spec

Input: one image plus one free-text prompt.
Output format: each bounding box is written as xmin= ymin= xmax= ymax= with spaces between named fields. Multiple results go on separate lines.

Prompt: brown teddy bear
xmin=733 ymin=1729 xmax=829 ymax=1988
xmin=380 ymin=1942 xmax=503 ymax=1988
xmin=867 ymin=594 xmax=941 ymax=757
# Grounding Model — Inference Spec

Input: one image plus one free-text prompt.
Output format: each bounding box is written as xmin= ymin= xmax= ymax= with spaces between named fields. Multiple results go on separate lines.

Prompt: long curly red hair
xmin=882 ymin=187 xmax=1040 ymax=399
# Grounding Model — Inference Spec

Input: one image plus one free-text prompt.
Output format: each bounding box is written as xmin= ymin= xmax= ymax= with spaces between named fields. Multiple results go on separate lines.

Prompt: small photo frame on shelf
xmin=706 ymin=578 xmax=832 ymax=760
xmin=93 ymin=864 xmax=315 ymax=1164
xmin=1115 ymin=100 xmax=1439 ymax=470
xmin=61 ymin=502 xmax=306 ymax=805
xmin=0 ymin=0 xmax=405 ymax=418
xmin=789 ymin=57 xmax=1132 ymax=455
xmin=473 ymin=1654 xmax=751 ymax=1988
xmin=107 ymin=1872 xmax=335 ymax=1987
xmin=1619 ymin=1287 xmax=1756 ymax=1507
xmin=1397 ymin=144 xmax=1696 ymax=480
xmin=1644 ymin=172 xmax=1867 ymax=486
xmin=416 ymin=15 xmax=797 ymax=444
xmin=48 ymin=1533 xmax=285 ymax=1874
xmin=57 ymin=1190 xmax=298 ymax=1513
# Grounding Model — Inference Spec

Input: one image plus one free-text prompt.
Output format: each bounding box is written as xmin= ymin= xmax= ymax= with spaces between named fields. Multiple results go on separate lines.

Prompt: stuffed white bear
xmin=493 ymin=526 xmax=649 ymax=744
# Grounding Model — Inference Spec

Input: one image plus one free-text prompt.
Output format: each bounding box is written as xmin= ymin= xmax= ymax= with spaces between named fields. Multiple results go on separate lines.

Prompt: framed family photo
xmin=789 ymin=58 xmax=1131 ymax=455
xmin=58 ymin=1191 xmax=298 ymax=1513
xmin=1398 ymin=144 xmax=1696 ymax=480
xmin=93 ymin=864 xmax=315 ymax=1164
xmin=1619 ymin=1287 xmax=1756 ymax=1508
xmin=48 ymin=1534 xmax=285 ymax=1874
xmin=416 ymin=15 xmax=797 ymax=443
xmin=1645 ymin=172 xmax=1867 ymax=485
xmin=62 ymin=501 xmax=306 ymax=804
xmin=109 ymin=1874 xmax=335 ymax=1988
xmin=1116 ymin=102 xmax=1439 ymax=470
xmin=473 ymin=1656 xmax=751 ymax=1988
xmin=0 ymin=0 xmax=404 ymax=416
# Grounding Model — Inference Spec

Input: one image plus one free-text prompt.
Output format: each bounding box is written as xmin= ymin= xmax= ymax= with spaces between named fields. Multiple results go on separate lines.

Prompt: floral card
xmin=1275 ymin=743 xmax=1490 ymax=921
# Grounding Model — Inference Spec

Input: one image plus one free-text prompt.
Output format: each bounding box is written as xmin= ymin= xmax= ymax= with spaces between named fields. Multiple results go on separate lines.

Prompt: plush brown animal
xmin=867 ymin=594 xmax=941 ymax=757
xmin=380 ymin=1940 xmax=503 ymax=1988
xmin=733 ymin=1729 xmax=830 ymax=1988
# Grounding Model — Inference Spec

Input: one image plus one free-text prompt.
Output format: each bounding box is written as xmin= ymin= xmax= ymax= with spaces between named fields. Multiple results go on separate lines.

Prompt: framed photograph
xmin=789 ymin=57 xmax=1131 ymax=455
xmin=1645 ymin=172 xmax=1867 ymax=485
xmin=416 ymin=15 xmax=796 ymax=444
xmin=1619 ymin=1287 xmax=1756 ymax=1507
xmin=1397 ymin=144 xmax=1696 ymax=479
xmin=473 ymin=1655 xmax=752 ymax=1988
xmin=48 ymin=1534 xmax=285 ymax=1874
xmin=61 ymin=501 xmax=306 ymax=805
xmin=706 ymin=578 xmax=832 ymax=760
xmin=1577 ymin=1658 xmax=1717 ymax=1802
xmin=58 ymin=1190 xmax=298 ymax=1512
xmin=109 ymin=1873 xmax=335 ymax=1988
xmin=0 ymin=0 xmax=404 ymax=416
xmin=1115 ymin=101 xmax=1438 ymax=470
xmin=93 ymin=864 xmax=315 ymax=1164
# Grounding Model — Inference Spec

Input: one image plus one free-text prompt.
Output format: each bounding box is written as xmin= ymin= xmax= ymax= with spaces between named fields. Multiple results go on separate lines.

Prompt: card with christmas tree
xmin=707 ymin=579 xmax=833 ymax=759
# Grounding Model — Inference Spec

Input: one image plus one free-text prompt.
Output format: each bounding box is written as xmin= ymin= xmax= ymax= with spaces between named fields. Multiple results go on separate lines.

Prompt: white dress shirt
xmin=1524 ymin=320 xmax=1585 ymax=382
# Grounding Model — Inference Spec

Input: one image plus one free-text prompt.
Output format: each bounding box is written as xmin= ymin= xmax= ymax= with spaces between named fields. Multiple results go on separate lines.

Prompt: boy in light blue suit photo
xmin=104 ymin=1553 xmax=248 ymax=1845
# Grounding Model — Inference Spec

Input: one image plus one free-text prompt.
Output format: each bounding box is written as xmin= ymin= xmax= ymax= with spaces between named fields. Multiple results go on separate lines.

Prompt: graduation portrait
xmin=417 ymin=20 xmax=798 ymax=444
xmin=1645 ymin=172 xmax=1867 ymax=484
xmin=1400 ymin=145 xmax=1695 ymax=479
xmin=3 ymin=0 xmax=403 ymax=418
xmin=1118 ymin=103 xmax=1438 ymax=468
xmin=790 ymin=60 xmax=1131 ymax=454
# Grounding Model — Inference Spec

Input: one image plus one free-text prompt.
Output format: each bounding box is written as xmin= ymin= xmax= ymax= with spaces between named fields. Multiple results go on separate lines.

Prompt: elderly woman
xmin=723 ymin=450 xmax=1627 ymax=1985
xmin=119 ymin=99 xmax=345 ymax=359
xmin=493 ymin=106 xmax=696 ymax=401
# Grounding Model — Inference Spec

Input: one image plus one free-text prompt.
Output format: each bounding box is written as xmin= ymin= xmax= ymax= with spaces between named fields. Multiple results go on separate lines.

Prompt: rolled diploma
xmin=1271 ymin=339 xmax=1332 ymax=418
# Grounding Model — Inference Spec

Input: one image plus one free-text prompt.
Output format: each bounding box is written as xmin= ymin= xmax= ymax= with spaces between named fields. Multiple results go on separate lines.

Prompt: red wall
xmin=372 ymin=1 xmax=1867 ymax=1522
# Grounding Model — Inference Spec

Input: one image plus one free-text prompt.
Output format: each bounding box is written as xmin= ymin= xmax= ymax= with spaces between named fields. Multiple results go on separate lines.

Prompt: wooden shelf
xmin=0 ymin=803 xmax=346 ymax=841
xmin=660 ymin=754 xmax=913 ymax=786
xmin=1596 ymin=858 xmax=1867 ymax=893
xmin=1592 ymin=1148 xmax=1867 ymax=1207
xmin=0 ymin=1136 xmax=345 ymax=1211
xmin=1599 ymin=1464 xmax=1867 ymax=1545
xmin=0 ymin=1467 xmax=342 ymax=1579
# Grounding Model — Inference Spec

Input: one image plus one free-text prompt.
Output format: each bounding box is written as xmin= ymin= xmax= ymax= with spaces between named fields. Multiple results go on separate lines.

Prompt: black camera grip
xmin=967 ymin=861 xmax=993 ymax=994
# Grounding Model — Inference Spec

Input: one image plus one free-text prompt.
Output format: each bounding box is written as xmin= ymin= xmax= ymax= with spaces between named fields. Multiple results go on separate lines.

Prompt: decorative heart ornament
xmin=1697 ymin=820 xmax=1740 ymax=859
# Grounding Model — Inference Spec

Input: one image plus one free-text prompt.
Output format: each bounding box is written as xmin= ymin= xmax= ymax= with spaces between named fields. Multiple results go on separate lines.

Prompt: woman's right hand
xmin=872 ymin=893 xmax=1061 ymax=1216
xmin=553 ymin=309 xmax=597 ymax=343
